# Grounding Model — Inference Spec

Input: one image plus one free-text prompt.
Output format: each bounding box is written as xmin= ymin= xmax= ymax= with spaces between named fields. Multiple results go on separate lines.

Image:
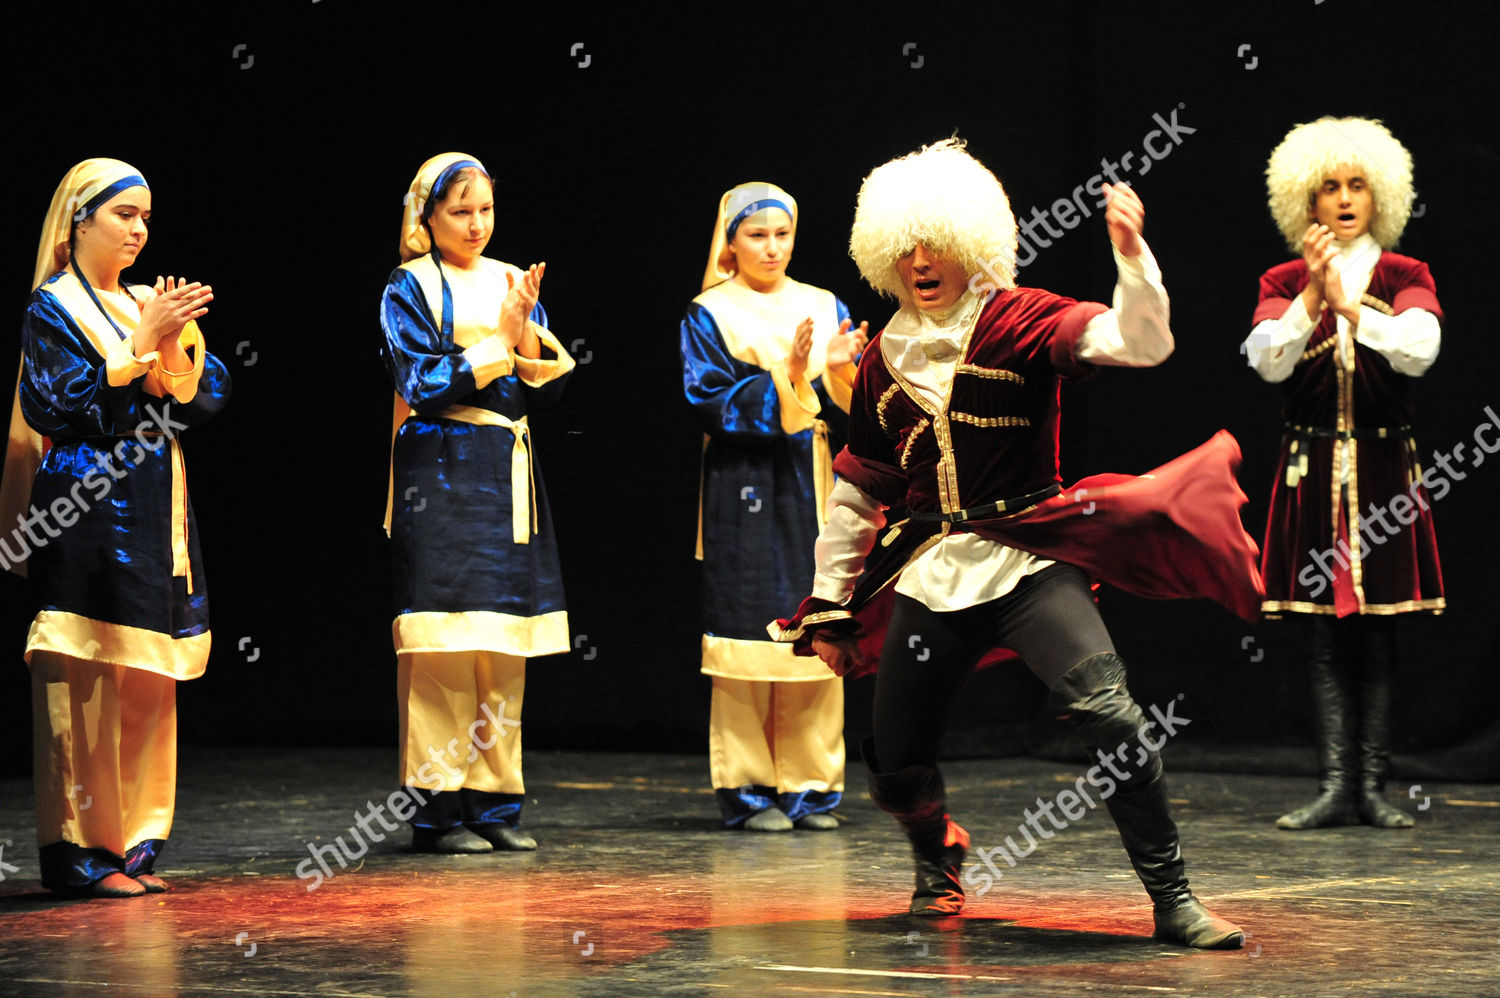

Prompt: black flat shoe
xmin=743 ymin=807 xmax=793 ymax=832
xmin=467 ymin=823 xmax=537 ymax=851
xmin=411 ymin=826 xmax=494 ymax=854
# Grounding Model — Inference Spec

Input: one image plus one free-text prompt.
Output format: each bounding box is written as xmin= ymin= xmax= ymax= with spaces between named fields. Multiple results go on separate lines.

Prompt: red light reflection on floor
xmin=0 ymin=873 xmax=1259 ymax=994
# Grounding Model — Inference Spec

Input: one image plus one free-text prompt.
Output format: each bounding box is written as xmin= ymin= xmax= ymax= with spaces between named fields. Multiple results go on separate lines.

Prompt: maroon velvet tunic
xmin=1252 ymin=254 xmax=1445 ymax=617
xmin=842 ymin=288 xmax=1104 ymax=511
xmin=772 ymin=287 xmax=1264 ymax=670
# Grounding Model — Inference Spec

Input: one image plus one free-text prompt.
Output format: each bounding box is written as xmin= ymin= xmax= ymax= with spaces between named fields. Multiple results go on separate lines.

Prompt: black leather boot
xmin=1104 ymin=774 xmax=1245 ymax=949
xmin=864 ymin=739 xmax=968 ymax=916
xmin=1050 ymin=654 xmax=1243 ymax=949
xmin=1355 ymin=624 xmax=1415 ymax=828
xmin=1277 ymin=620 xmax=1358 ymax=829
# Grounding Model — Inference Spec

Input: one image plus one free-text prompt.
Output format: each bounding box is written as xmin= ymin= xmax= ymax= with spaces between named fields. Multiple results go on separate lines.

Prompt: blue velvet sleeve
xmin=681 ymin=301 xmax=788 ymax=443
xmin=19 ymin=290 xmax=230 ymax=438
xmin=381 ymin=268 xmax=481 ymax=416
xmin=20 ymin=292 xmax=137 ymax=437
xmin=173 ymin=352 xmax=233 ymax=428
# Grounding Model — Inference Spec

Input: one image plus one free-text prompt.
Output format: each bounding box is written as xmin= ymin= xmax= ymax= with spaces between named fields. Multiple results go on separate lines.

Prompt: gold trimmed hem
xmin=25 ymin=610 xmax=209 ymax=680
xmin=801 ymin=610 xmax=853 ymax=626
xmin=393 ymin=610 xmax=570 ymax=658
xmin=1262 ymin=598 xmax=1445 ymax=616
xmin=767 ymin=607 xmax=853 ymax=644
xmin=700 ymin=633 xmax=835 ymax=681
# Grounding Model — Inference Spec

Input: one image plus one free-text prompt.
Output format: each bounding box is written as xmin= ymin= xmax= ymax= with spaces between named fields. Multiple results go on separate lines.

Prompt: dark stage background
xmin=2 ymin=1 xmax=1497 ymax=781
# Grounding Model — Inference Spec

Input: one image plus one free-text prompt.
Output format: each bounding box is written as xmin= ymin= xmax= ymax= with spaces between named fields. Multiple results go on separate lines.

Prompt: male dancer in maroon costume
xmin=1245 ymin=117 xmax=1442 ymax=829
xmin=773 ymin=140 xmax=1257 ymax=948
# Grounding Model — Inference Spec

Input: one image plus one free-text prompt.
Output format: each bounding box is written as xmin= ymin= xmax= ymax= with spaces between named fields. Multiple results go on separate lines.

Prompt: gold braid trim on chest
xmin=955 ymin=364 xmax=1024 ymax=384
xmin=878 ymin=305 xmax=981 ymax=514
xmin=876 ymin=383 xmax=903 ymax=437
xmin=1296 ymin=290 xmax=1392 ymax=366
xmin=900 ymin=418 xmax=930 ymax=470
xmin=1299 ymin=335 xmax=1339 ymax=364
xmin=947 ymin=413 xmax=1032 ymax=428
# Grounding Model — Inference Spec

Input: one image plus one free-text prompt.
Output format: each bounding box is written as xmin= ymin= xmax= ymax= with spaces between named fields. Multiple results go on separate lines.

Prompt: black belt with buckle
xmin=1285 ymin=423 xmax=1411 ymax=441
xmin=909 ymin=484 xmax=1062 ymax=524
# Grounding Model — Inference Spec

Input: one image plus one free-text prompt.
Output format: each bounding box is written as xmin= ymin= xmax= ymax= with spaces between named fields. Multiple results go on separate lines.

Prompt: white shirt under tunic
xmin=812 ymin=241 xmax=1174 ymax=613
xmin=1241 ymin=233 xmax=1440 ymax=382
xmin=1240 ymin=232 xmax=1441 ymax=484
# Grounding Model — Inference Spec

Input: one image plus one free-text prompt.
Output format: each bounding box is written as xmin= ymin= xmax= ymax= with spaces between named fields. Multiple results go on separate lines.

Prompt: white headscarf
xmin=700 ymin=181 xmax=798 ymax=293
xmin=4 ymin=159 xmax=150 ymax=575
xmin=399 ymin=152 xmax=489 ymax=261
xmin=32 ymin=158 xmax=149 ymax=291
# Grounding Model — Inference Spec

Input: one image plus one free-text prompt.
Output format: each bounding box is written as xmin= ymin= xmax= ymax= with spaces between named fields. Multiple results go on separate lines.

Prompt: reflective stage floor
xmin=1 ymin=749 xmax=1496 ymax=996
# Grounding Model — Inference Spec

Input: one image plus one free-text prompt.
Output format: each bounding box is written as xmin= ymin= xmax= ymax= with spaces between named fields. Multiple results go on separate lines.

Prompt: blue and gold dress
xmin=682 ymin=274 xmax=852 ymax=824
xmin=16 ymin=261 xmax=229 ymax=890
xmin=382 ymin=248 xmax=573 ymax=831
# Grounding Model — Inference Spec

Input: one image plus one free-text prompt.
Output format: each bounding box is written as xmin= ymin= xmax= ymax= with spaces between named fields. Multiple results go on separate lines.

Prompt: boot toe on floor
xmin=1275 ymin=793 xmax=1357 ymax=830
xmin=412 ymin=826 xmax=495 ymax=853
xmin=909 ymin=839 xmax=966 ymax=916
xmin=1359 ymin=797 xmax=1416 ymax=828
xmin=909 ymin=890 xmax=964 ymax=916
xmin=793 ymin=812 xmax=840 ymax=831
xmin=1153 ymin=898 xmax=1244 ymax=949
xmin=468 ymin=823 xmax=538 ymax=850
xmin=744 ymin=808 xmax=793 ymax=832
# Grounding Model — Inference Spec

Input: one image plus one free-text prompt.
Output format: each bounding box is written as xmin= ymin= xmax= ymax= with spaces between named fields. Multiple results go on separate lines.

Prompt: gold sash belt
xmin=432 ymin=405 xmax=536 ymax=544
xmin=812 ymin=418 xmax=831 ymax=531
xmin=695 ymin=417 xmax=833 ymax=560
xmin=169 ymin=439 xmax=190 ymax=589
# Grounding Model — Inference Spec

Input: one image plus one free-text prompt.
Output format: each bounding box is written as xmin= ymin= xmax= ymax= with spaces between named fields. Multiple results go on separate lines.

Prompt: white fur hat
xmin=849 ymin=138 xmax=1018 ymax=302
xmin=1266 ymin=117 xmax=1414 ymax=253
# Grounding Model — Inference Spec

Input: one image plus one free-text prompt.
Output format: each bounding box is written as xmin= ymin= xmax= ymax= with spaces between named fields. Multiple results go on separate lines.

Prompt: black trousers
xmin=1305 ymin=613 xmax=1395 ymax=673
xmin=872 ymin=563 xmax=1115 ymax=772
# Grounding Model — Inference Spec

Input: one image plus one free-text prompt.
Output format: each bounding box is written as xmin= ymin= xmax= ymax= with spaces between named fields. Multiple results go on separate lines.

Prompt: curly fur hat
xmin=849 ymin=138 xmax=1018 ymax=302
xmin=1266 ymin=116 xmax=1414 ymax=253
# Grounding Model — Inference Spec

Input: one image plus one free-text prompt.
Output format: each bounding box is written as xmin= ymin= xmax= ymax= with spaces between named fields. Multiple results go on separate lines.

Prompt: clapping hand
xmin=1299 ymin=224 xmax=1349 ymax=323
xmin=828 ymin=318 xmax=868 ymax=369
xmin=135 ymin=276 xmax=212 ymax=358
xmin=787 ymin=316 xmax=815 ymax=383
xmin=499 ymin=262 xmax=545 ymax=350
